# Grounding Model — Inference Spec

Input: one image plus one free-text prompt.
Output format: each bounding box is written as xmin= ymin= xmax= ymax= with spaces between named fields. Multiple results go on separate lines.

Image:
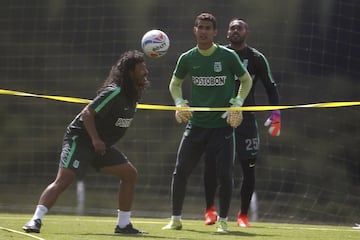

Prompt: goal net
xmin=0 ymin=0 xmax=359 ymax=225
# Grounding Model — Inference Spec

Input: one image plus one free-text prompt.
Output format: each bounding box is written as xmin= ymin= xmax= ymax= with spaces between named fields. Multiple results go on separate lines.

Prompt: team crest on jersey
xmin=214 ymin=62 xmax=222 ymax=72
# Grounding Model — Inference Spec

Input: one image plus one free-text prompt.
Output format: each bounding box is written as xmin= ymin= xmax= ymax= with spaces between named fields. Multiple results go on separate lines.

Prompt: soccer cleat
xmin=22 ymin=219 xmax=42 ymax=233
xmin=216 ymin=219 xmax=228 ymax=233
xmin=204 ymin=206 xmax=218 ymax=225
xmin=237 ymin=212 xmax=250 ymax=227
xmin=162 ymin=219 xmax=182 ymax=230
xmin=114 ymin=223 xmax=145 ymax=234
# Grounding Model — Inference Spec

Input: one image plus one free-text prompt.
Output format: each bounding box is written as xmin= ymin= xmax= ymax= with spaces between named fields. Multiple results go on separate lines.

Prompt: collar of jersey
xmin=197 ymin=43 xmax=217 ymax=56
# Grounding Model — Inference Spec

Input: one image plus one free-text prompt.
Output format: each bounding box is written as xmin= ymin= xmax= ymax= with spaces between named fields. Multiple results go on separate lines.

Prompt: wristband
xmin=175 ymin=98 xmax=188 ymax=107
xmin=229 ymin=96 xmax=244 ymax=107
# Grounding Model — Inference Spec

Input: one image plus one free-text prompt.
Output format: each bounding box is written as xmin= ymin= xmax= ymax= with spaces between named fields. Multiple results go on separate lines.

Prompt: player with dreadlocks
xmin=23 ymin=50 xmax=149 ymax=235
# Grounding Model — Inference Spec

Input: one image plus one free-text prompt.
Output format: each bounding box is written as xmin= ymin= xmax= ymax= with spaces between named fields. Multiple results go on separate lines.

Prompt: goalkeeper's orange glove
xmin=264 ymin=110 xmax=281 ymax=136
xmin=175 ymin=98 xmax=192 ymax=123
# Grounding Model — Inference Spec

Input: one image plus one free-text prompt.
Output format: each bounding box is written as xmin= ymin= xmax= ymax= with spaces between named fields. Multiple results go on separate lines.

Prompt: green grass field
xmin=0 ymin=214 xmax=358 ymax=240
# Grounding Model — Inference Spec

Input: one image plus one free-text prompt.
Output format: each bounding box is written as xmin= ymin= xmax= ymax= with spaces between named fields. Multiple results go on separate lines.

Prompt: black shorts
xmin=176 ymin=124 xmax=235 ymax=178
xmin=235 ymin=113 xmax=260 ymax=159
xmin=59 ymin=135 xmax=128 ymax=178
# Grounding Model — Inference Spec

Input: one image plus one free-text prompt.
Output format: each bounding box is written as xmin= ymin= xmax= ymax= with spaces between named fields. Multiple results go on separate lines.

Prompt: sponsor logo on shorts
xmin=225 ymin=134 xmax=233 ymax=139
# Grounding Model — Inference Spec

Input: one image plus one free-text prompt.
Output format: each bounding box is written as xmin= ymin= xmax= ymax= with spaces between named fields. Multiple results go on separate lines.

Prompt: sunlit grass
xmin=0 ymin=214 xmax=358 ymax=240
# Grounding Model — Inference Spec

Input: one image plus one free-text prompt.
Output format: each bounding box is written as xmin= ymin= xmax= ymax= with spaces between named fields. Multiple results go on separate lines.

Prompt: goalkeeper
xmin=162 ymin=13 xmax=252 ymax=233
xmin=203 ymin=18 xmax=281 ymax=227
xmin=22 ymin=50 xmax=149 ymax=235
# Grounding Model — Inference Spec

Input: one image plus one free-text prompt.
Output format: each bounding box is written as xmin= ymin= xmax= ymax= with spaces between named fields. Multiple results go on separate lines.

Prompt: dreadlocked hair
xmin=97 ymin=50 xmax=148 ymax=102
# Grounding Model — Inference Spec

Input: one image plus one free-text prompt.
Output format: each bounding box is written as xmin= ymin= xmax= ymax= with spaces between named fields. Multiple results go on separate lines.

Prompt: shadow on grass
xmin=75 ymin=232 xmax=170 ymax=239
xmin=185 ymin=228 xmax=275 ymax=237
xmin=68 ymin=230 xmax=275 ymax=239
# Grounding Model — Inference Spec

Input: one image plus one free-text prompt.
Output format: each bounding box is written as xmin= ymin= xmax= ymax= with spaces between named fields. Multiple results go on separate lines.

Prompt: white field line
xmin=0 ymin=226 xmax=46 ymax=240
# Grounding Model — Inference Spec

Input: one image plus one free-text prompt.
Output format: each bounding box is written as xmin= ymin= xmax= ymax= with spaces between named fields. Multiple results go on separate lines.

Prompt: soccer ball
xmin=141 ymin=29 xmax=170 ymax=58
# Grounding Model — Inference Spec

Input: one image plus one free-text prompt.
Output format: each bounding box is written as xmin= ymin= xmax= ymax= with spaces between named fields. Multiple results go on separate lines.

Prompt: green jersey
xmin=174 ymin=44 xmax=247 ymax=128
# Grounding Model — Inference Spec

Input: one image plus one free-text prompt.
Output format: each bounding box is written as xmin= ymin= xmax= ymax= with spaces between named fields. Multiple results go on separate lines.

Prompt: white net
xmin=0 ymin=0 xmax=359 ymax=224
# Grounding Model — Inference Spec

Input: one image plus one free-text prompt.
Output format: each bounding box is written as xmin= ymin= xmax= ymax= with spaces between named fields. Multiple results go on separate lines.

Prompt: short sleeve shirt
xmin=66 ymin=84 xmax=137 ymax=146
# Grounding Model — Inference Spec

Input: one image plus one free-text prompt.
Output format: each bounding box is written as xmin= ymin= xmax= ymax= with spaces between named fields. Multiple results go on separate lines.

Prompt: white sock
xmin=31 ymin=205 xmax=48 ymax=221
xmin=117 ymin=210 xmax=131 ymax=228
xmin=218 ymin=217 xmax=228 ymax=221
xmin=171 ymin=215 xmax=181 ymax=221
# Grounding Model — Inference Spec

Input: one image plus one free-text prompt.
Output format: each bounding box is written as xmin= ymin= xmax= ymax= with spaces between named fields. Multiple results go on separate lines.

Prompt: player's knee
xmin=50 ymin=180 xmax=72 ymax=193
xmin=129 ymin=167 xmax=138 ymax=181
xmin=123 ymin=164 xmax=138 ymax=182
xmin=109 ymin=163 xmax=138 ymax=183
